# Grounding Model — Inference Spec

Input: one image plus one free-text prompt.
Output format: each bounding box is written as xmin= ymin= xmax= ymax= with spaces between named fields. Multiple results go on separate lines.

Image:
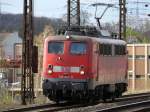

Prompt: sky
xmin=1 ymin=0 xmax=150 ymax=24
xmin=1 ymin=0 xmax=66 ymax=17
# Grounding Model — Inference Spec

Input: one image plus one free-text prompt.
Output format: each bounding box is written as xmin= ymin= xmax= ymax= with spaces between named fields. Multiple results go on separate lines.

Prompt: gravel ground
xmin=0 ymin=95 xmax=51 ymax=112
xmin=0 ymin=104 xmax=21 ymax=111
xmin=57 ymin=101 xmax=117 ymax=112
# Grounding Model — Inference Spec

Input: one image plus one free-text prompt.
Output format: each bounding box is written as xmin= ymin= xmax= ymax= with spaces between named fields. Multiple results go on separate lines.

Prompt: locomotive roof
xmin=92 ymin=37 xmax=126 ymax=45
xmin=46 ymin=35 xmax=126 ymax=45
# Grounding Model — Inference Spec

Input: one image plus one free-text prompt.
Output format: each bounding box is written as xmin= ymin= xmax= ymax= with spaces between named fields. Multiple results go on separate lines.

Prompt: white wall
xmin=2 ymin=32 xmax=22 ymax=59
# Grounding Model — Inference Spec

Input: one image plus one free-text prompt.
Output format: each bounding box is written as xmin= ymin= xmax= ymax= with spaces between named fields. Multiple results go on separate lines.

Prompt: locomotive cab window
xmin=99 ymin=44 xmax=112 ymax=56
xmin=48 ymin=42 xmax=64 ymax=54
xmin=70 ymin=42 xmax=87 ymax=54
xmin=115 ymin=45 xmax=126 ymax=55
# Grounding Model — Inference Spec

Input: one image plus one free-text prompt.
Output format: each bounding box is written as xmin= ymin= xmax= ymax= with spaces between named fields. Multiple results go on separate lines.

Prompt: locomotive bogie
xmin=42 ymin=78 xmax=88 ymax=101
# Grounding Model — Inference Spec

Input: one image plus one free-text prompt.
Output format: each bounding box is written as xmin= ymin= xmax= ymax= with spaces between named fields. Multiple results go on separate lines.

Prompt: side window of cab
xmin=115 ymin=45 xmax=126 ymax=55
xmin=99 ymin=44 xmax=112 ymax=56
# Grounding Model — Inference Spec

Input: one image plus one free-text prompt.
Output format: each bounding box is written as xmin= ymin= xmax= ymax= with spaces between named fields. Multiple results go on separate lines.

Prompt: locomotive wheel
xmin=102 ymin=98 xmax=107 ymax=102
xmin=102 ymin=94 xmax=108 ymax=102
xmin=77 ymin=93 xmax=82 ymax=103
xmin=56 ymin=99 xmax=60 ymax=104
xmin=87 ymin=97 xmax=93 ymax=103
xmin=111 ymin=92 xmax=116 ymax=101
xmin=116 ymin=91 xmax=122 ymax=98
xmin=88 ymin=94 xmax=97 ymax=103
xmin=111 ymin=95 xmax=115 ymax=101
xmin=72 ymin=92 xmax=82 ymax=103
xmin=102 ymin=93 xmax=108 ymax=102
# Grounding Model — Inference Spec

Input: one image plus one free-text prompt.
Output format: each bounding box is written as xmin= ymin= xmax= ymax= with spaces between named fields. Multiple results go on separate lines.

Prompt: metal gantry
xmin=119 ymin=0 xmax=126 ymax=39
xmin=21 ymin=0 xmax=34 ymax=105
xmin=67 ymin=0 xmax=80 ymax=27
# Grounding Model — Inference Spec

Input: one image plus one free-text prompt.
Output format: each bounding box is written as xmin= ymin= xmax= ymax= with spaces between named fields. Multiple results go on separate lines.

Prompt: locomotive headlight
xmin=80 ymin=71 xmax=85 ymax=75
xmin=66 ymin=35 xmax=72 ymax=40
xmin=48 ymin=70 xmax=53 ymax=75
xmin=80 ymin=65 xmax=85 ymax=75
xmin=48 ymin=64 xmax=53 ymax=75
xmin=66 ymin=35 xmax=70 ymax=39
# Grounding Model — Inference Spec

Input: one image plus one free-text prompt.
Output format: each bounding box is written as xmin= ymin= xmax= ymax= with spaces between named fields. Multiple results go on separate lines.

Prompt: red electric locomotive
xmin=42 ymin=27 xmax=128 ymax=102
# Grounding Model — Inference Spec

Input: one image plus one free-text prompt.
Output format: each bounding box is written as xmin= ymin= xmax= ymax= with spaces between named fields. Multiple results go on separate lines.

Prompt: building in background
xmin=127 ymin=44 xmax=150 ymax=92
xmin=14 ymin=43 xmax=22 ymax=60
xmin=0 ymin=32 xmax=22 ymax=60
xmin=0 ymin=32 xmax=22 ymax=85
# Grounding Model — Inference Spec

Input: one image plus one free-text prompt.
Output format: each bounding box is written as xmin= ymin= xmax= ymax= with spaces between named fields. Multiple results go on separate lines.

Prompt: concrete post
xmin=132 ymin=45 xmax=135 ymax=92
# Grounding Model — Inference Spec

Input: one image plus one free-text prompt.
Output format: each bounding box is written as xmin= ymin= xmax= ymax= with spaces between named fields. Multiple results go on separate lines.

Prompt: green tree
xmin=34 ymin=25 xmax=54 ymax=46
xmin=126 ymin=27 xmax=150 ymax=43
xmin=126 ymin=27 xmax=141 ymax=38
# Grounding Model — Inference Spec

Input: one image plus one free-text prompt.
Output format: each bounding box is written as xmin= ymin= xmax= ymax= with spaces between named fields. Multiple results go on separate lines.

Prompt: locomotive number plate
xmin=63 ymin=74 xmax=70 ymax=78
xmin=59 ymin=74 xmax=70 ymax=78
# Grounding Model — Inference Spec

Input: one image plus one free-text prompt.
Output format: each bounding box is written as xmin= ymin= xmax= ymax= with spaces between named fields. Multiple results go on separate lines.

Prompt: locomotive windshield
xmin=70 ymin=42 xmax=87 ymax=54
xmin=48 ymin=42 xmax=64 ymax=54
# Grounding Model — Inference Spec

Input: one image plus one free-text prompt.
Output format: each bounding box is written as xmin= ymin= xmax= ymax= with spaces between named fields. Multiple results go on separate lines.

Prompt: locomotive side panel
xmin=88 ymin=42 xmax=98 ymax=89
xmin=90 ymin=39 xmax=128 ymax=91
xmin=97 ymin=56 xmax=127 ymax=85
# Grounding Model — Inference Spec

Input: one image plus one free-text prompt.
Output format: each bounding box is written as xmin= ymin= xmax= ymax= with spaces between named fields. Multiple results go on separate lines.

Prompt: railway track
xmin=115 ymin=92 xmax=150 ymax=102
xmin=2 ymin=92 xmax=150 ymax=112
xmin=2 ymin=102 xmax=87 ymax=112
xmin=95 ymin=100 xmax=150 ymax=112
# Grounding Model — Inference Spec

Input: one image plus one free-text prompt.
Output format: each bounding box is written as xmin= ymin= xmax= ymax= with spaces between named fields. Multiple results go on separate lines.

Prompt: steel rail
xmin=116 ymin=92 xmax=150 ymax=102
xmin=2 ymin=103 xmax=56 ymax=112
xmin=95 ymin=100 xmax=150 ymax=112
xmin=132 ymin=107 xmax=150 ymax=112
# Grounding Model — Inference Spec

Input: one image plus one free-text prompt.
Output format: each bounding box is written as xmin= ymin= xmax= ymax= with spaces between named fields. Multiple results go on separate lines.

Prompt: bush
xmin=0 ymin=83 xmax=12 ymax=105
